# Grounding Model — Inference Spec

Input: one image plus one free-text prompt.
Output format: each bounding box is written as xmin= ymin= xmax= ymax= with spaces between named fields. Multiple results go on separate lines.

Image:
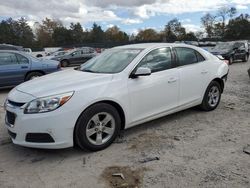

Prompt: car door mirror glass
xmin=131 ymin=67 xmax=151 ymax=78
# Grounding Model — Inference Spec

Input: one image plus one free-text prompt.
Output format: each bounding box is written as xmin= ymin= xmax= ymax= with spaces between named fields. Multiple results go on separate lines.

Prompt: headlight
xmin=24 ymin=91 xmax=74 ymax=114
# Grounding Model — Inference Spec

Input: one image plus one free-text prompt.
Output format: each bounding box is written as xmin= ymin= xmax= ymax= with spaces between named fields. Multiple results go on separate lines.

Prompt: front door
xmin=128 ymin=47 xmax=179 ymax=124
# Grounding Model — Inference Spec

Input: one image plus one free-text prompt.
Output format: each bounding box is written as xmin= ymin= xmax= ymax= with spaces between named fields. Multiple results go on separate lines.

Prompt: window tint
xmin=0 ymin=52 xmax=18 ymax=66
xmin=175 ymin=47 xmax=205 ymax=66
xmin=71 ymin=51 xmax=81 ymax=56
xmin=81 ymin=48 xmax=89 ymax=54
xmin=16 ymin=53 xmax=29 ymax=64
xmin=196 ymin=51 xmax=205 ymax=62
xmin=137 ymin=48 xmax=172 ymax=73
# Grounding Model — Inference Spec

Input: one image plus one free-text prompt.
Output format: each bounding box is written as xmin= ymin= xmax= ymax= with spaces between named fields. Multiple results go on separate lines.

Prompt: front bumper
xmin=5 ymin=102 xmax=77 ymax=149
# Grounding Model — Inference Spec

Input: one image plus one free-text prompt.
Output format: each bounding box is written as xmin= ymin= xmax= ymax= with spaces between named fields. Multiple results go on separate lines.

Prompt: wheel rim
xmin=30 ymin=75 xmax=40 ymax=80
xmin=86 ymin=112 xmax=115 ymax=145
xmin=208 ymin=86 xmax=220 ymax=107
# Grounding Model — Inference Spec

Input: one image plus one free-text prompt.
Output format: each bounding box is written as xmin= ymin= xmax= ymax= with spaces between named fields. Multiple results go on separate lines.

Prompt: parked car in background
xmin=4 ymin=43 xmax=228 ymax=151
xmin=210 ymin=41 xmax=249 ymax=64
xmin=0 ymin=50 xmax=61 ymax=88
xmin=0 ymin=44 xmax=24 ymax=51
xmin=43 ymin=51 xmax=68 ymax=60
xmin=52 ymin=47 xmax=97 ymax=67
xmin=24 ymin=48 xmax=32 ymax=54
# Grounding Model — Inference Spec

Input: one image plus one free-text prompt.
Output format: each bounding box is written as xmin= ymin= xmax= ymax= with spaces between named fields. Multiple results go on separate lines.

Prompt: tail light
xmin=223 ymin=60 xmax=229 ymax=65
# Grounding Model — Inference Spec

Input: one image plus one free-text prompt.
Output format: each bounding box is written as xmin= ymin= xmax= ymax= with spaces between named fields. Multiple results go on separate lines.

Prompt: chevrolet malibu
xmin=4 ymin=43 xmax=229 ymax=151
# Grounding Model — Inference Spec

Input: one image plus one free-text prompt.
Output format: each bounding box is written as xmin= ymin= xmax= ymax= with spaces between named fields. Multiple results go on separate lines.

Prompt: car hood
xmin=15 ymin=69 xmax=113 ymax=98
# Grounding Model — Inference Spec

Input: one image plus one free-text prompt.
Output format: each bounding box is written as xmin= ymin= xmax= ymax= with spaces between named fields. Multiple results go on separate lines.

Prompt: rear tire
xmin=242 ymin=54 xmax=248 ymax=62
xmin=199 ymin=81 xmax=221 ymax=111
xmin=229 ymin=56 xmax=234 ymax=65
xmin=74 ymin=103 xmax=121 ymax=151
xmin=25 ymin=72 xmax=43 ymax=81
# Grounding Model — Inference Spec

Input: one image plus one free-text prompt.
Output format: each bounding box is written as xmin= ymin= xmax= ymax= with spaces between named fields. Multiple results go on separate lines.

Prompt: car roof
xmin=0 ymin=50 xmax=26 ymax=53
xmin=114 ymin=43 xmax=199 ymax=50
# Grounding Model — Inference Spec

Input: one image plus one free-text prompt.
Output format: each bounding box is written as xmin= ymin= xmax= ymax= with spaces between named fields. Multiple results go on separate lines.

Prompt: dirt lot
xmin=0 ymin=61 xmax=249 ymax=188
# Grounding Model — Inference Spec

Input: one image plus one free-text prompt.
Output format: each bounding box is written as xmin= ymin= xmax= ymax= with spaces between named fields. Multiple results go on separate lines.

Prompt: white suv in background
xmin=4 ymin=43 xmax=229 ymax=151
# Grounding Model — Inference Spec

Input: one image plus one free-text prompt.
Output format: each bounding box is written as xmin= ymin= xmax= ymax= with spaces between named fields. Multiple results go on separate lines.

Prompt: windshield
xmin=214 ymin=42 xmax=234 ymax=50
xmin=80 ymin=48 xmax=142 ymax=73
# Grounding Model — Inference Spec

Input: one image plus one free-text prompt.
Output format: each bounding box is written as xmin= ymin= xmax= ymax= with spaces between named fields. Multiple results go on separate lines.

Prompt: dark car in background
xmin=0 ymin=50 xmax=61 ymax=88
xmin=210 ymin=41 xmax=249 ymax=64
xmin=51 ymin=47 xmax=97 ymax=67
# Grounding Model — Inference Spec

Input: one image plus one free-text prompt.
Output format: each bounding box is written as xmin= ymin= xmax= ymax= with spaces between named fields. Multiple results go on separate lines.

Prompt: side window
xmin=72 ymin=51 xmax=80 ymax=56
xmin=196 ymin=52 xmax=205 ymax=62
xmin=137 ymin=48 xmax=172 ymax=73
xmin=175 ymin=47 xmax=204 ymax=66
xmin=15 ymin=54 xmax=29 ymax=64
xmin=89 ymin=48 xmax=95 ymax=53
xmin=81 ymin=48 xmax=89 ymax=54
xmin=0 ymin=52 xmax=18 ymax=66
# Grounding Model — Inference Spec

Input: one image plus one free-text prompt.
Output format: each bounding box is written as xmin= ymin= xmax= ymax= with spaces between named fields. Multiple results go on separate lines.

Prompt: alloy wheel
xmin=86 ymin=112 xmax=115 ymax=145
xmin=208 ymin=86 xmax=220 ymax=107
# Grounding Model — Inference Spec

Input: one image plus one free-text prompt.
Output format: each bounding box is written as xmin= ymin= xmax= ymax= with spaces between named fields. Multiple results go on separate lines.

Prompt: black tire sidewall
xmin=201 ymin=81 xmax=222 ymax=111
xmin=61 ymin=60 xmax=68 ymax=67
xmin=25 ymin=72 xmax=43 ymax=81
xmin=75 ymin=103 xmax=121 ymax=151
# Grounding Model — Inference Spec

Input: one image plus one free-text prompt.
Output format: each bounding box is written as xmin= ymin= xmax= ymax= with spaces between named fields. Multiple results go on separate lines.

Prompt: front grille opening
xmin=25 ymin=133 xmax=55 ymax=143
xmin=6 ymin=111 xmax=16 ymax=125
xmin=8 ymin=100 xmax=25 ymax=107
xmin=8 ymin=130 xmax=16 ymax=139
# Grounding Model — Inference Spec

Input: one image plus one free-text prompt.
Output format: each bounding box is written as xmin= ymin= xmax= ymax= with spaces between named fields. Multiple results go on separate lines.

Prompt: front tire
xmin=61 ymin=60 xmax=69 ymax=67
xmin=200 ymin=81 xmax=221 ymax=111
xmin=75 ymin=103 xmax=121 ymax=151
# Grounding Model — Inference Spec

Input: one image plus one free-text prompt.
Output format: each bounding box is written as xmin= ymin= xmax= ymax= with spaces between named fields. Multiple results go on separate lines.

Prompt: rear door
xmin=173 ymin=47 xmax=209 ymax=107
xmin=234 ymin=43 xmax=246 ymax=60
xmin=0 ymin=52 xmax=30 ymax=87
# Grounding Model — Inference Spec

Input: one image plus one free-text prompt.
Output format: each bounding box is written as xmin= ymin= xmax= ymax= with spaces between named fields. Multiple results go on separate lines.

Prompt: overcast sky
xmin=0 ymin=0 xmax=250 ymax=34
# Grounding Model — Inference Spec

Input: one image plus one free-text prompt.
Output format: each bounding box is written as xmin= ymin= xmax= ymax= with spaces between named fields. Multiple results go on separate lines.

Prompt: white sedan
xmin=4 ymin=43 xmax=229 ymax=151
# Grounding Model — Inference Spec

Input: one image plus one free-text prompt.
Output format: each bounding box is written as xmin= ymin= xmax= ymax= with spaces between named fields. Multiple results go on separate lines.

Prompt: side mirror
xmin=130 ymin=67 xmax=151 ymax=79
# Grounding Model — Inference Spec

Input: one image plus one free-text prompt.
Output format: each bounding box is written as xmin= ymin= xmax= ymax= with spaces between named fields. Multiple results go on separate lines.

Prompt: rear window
xmin=175 ymin=47 xmax=205 ymax=66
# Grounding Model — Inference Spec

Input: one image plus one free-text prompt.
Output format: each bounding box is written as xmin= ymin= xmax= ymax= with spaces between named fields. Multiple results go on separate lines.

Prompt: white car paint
xmin=4 ymin=43 xmax=229 ymax=149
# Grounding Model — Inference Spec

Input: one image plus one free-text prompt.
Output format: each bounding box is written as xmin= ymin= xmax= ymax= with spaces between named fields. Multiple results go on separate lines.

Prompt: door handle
xmin=168 ymin=78 xmax=178 ymax=83
xmin=201 ymin=70 xmax=208 ymax=74
xmin=21 ymin=66 xmax=28 ymax=69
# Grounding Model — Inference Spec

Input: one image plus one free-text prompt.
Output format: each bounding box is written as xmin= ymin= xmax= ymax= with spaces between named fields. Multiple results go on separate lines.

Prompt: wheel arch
xmin=212 ymin=77 xmax=224 ymax=93
xmin=24 ymin=70 xmax=45 ymax=80
xmin=73 ymin=100 xmax=126 ymax=145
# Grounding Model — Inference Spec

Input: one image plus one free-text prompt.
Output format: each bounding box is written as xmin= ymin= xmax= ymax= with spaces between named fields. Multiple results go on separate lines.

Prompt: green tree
xmin=164 ymin=18 xmax=186 ymax=41
xmin=52 ymin=27 xmax=72 ymax=46
xmin=89 ymin=23 xmax=104 ymax=43
xmin=105 ymin=26 xmax=129 ymax=42
xmin=0 ymin=18 xmax=34 ymax=47
xmin=70 ymin=22 xmax=84 ymax=44
xmin=135 ymin=28 xmax=160 ymax=41
xmin=224 ymin=14 xmax=250 ymax=40
xmin=201 ymin=13 xmax=216 ymax=38
xmin=35 ymin=18 xmax=63 ymax=47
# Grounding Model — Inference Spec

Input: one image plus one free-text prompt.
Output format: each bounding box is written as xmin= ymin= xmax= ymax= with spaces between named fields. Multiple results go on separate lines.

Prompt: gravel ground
xmin=0 ymin=61 xmax=249 ymax=188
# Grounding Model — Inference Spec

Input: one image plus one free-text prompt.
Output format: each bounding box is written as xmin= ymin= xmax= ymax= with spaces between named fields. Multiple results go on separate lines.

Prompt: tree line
xmin=0 ymin=6 xmax=249 ymax=50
